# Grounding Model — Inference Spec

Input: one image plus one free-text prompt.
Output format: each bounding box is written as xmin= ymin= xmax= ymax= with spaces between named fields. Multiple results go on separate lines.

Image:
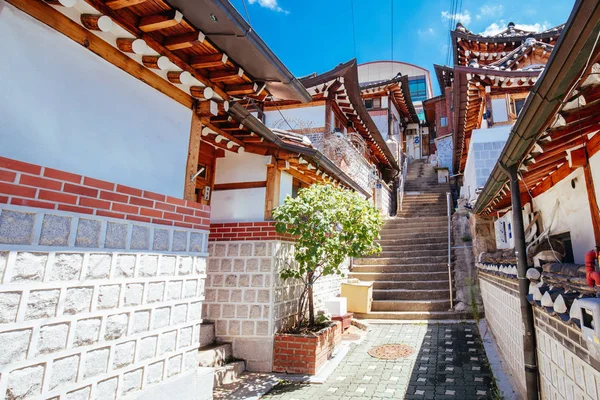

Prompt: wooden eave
xmin=360 ymin=75 xmax=420 ymax=124
xmin=11 ymin=0 xmax=280 ymax=111
xmin=453 ymin=67 xmax=543 ymax=173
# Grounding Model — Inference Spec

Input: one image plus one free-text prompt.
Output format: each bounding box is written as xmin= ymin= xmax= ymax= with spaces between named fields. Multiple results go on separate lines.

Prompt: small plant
xmin=273 ymin=184 xmax=382 ymax=330
xmin=461 ymin=235 xmax=472 ymax=242
xmin=467 ymin=278 xmax=480 ymax=323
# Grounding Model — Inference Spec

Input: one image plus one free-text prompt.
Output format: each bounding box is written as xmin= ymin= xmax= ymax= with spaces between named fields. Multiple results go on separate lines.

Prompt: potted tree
xmin=272 ymin=184 xmax=382 ymax=374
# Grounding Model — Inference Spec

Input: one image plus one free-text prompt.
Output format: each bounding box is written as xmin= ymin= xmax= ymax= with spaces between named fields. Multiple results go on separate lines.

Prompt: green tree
xmin=273 ymin=184 xmax=383 ymax=329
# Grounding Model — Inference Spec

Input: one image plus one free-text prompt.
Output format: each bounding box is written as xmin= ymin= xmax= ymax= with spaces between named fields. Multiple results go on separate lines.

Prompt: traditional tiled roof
xmin=360 ymin=74 xmax=420 ymax=124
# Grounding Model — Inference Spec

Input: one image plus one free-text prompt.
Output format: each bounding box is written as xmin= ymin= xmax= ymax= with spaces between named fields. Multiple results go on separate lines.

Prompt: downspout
xmin=504 ymin=162 xmax=539 ymax=400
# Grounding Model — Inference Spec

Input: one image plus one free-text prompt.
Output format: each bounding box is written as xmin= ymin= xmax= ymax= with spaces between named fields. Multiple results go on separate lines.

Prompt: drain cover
xmin=368 ymin=344 xmax=415 ymax=359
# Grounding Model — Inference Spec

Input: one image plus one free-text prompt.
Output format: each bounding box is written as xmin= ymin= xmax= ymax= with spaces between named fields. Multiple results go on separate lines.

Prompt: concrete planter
xmin=272 ymin=321 xmax=342 ymax=375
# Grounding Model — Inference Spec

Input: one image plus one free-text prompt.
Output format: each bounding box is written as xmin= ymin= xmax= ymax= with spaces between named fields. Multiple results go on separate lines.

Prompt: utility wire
xmin=241 ymin=0 xmax=252 ymax=27
xmin=350 ymin=0 xmax=357 ymax=58
xmin=391 ymin=0 xmax=394 ymax=62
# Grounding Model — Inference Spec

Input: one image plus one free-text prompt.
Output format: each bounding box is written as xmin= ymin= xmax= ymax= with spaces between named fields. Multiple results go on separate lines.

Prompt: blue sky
xmin=229 ymin=0 xmax=575 ymax=95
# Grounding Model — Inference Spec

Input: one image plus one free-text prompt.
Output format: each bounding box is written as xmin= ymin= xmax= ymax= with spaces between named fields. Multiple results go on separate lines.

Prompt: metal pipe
xmin=446 ymin=191 xmax=454 ymax=309
xmin=508 ymin=164 xmax=540 ymax=400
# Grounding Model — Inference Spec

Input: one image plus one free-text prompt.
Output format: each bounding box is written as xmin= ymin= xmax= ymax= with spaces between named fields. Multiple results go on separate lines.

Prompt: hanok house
xmin=465 ymin=0 xmax=600 ymax=398
xmin=451 ymin=21 xmax=565 ymax=203
xmin=255 ymin=59 xmax=400 ymax=217
xmin=359 ymin=72 xmax=420 ymax=163
xmin=358 ymin=61 xmax=433 ymax=160
xmin=424 ymin=64 xmax=455 ymax=173
xmin=0 ymin=0 xmax=353 ymax=397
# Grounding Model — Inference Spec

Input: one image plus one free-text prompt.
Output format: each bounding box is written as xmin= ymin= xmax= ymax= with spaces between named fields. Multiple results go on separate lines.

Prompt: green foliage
xmin=273 ymin=184 xmax=383 ymax=327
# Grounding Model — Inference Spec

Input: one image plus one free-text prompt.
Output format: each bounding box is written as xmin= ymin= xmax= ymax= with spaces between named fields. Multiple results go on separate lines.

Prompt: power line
xmin=241 ymin=0 xmax=252 ymax=27
xmin=391 ymin=0 xmax=394 ymax=61
xmin=350 ymin=0 xmax=357 ymax=58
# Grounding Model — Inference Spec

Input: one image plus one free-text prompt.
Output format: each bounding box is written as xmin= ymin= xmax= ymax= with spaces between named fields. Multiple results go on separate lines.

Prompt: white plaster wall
xmin=532 ymin=167 xmax=594 ymax=263
xmin=357 ymin=61 xmax=433 ymax=100
xmin=471 ymin=124 xmax=511 ymax=144
xmin=263 ymin=106 xmax=326 ymax=131
xmin=371 ymin=114 xmax=389 ymax=138
xmin=212 ymin=151 xmax=269 ymax=223
xmin=279 ymin=171 xmax=293 ymax=206
xmin=0 ymin=3 xmax=191 ymax=198
xmin=588 ymin=150 xmax=600 ymax=210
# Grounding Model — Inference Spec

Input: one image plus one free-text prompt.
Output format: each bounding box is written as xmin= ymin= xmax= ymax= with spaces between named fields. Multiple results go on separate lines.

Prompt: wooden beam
xmin=209 ymin=69 xmax=243 ymax=83
xmin=116 ymin=38 xmax=147 ymax=54
xmin=164 ymin=31 xmax=206 ymax=51
xmin=184 ymin=108 xmax=203 ymax=201
xmin=199 ymin=120 xmax=246 ymax=148
xmin=190 ymin=54 xmax=228 ymax=69
xmin=7 ymin=0 xmax=194 ymax=109
xmin=105 ymin=0 xmax=147 ymax=10
xmin=80 ymin=14 xmax=113 ymax=32
xmin=225 ymin=83 xmax=257 ymax=96
xmin=189 ymin=86 xmax=214 ymax=100
xmin=139 ymin=9 xmax=183 ymax=33
xmin=200 ymin=134 xmax=239 ymax=153
xmin=584 ymin=159 xmax=600 ymax=248
xmin=265 ymin=156 xmax=281 ymax=220
xmin=214 ymin=181 xmax=266 ymax=191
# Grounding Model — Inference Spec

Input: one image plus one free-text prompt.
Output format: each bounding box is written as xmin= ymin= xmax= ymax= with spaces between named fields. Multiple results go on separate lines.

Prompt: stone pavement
xmin=262 ymin=323 xmax=498 ymax=399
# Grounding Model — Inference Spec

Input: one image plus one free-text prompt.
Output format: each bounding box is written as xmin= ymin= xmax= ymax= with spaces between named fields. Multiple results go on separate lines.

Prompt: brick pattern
xmin=0 ymin=156 xmax=210 ymax=230
xmin=479 ymin=275 xmax=526 ymax=396
xmin=273 ymin=321 xmax=342 ymax=375
xmin=536 ymin=316 xmax=600 ymax=399
xmin=0 ymin=249 xmax=206 ymax=399
xmin=209 ymin=222 xmax=295 ymax=242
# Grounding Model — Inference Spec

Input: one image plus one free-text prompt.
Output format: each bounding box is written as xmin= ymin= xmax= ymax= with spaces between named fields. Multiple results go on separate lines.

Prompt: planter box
xmin=273 ymin=321 xmax=342 ymax=375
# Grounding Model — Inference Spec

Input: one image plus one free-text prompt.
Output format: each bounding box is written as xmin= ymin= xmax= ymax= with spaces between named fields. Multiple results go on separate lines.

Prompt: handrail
xmin=446 ymin=191 xmax=454 ymax=309
xmin=397 ymin=154 xmax=408 ymax=213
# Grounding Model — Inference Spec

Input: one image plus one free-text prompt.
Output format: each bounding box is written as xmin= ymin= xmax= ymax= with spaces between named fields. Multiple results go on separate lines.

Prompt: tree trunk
xmin=308 ymin=271 xmax=315 ymax=327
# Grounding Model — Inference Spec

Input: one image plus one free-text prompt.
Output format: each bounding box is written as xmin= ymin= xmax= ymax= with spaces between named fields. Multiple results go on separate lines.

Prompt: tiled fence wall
xmin=375 ymin=182 xmax=393 ymax=217
xmin=480 ymin=271 xmax=600 ymax=399
xmin=479 ymin=273 xmax=526 ymax=397
xmin=203 ymin=240 xmax=348 ymax=372
xmin=0 ymin=161 xmax=211 ymax=400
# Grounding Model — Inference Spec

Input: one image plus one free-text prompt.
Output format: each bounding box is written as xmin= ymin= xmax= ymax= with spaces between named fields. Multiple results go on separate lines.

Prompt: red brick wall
xmin=209 ymin=221 xmax=295 ymax=241
xmin=273 ymin=322 xmax=342 ymax=375
xmin=0 ymin=156 xmax=210 ymax=230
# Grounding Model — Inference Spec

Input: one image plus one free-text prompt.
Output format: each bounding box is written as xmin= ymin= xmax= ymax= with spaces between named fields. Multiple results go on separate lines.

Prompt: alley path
xmin=262 ymin=323 xmax=496 ymax=399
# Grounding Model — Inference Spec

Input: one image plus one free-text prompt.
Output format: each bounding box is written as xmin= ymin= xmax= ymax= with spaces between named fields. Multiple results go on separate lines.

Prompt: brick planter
xmin=273 ymin=321 xmax=342 ymax=375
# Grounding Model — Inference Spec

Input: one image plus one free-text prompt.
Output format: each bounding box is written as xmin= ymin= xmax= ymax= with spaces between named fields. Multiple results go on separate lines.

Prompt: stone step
xmin=355 ymin=255 xmax=447 ymax=265
xmin=381 ymin=222 xmax=448 ymax=230
xmin=371 ymin=299 xmax=451 ymax=312
xmin=373 ymin=289 xmax=450 ymax=300
xmin=214 ymin=360 xmax=246 ymax=387
xmin=200 ymin=322 xmax=215 ymax=348
xmin=354 ymin=311 xmax=473 ymax=320
xmin=397 ymin=212 xmax=448 ymax=218
xmin=379 ymin=243 xmax=448 ymax=251
xmin=377 ymin=236 xmax=447 ymax=245
xmin=380 ymin=227 xmax=447 ymax=235
xmin=371 ymin=280 xmax=450 ymax=290
xmin=352 ymin=264 xmax=449 ymax=273
xmin=349 ymin=271 xmax=449 ymax=281
xmin=376 ymin=249 xmax=448 ymax=258
xmin=198 ymin=343 xmax=233 ymax=368
xmin=385 ymin=216 xmax=447 ymax=223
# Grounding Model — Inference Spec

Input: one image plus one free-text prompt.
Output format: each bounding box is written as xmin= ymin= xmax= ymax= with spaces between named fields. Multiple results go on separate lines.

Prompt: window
xmin=408 ymin=75 xmax=427 ymax=102
xmin=514 ymin=98 xmax=526 ymax=116
xmin=440 ymin=117 xmax=448 ymax=127
xmin=364 ymin=97 xmax=381 ymax=109
xmin=364 ymin=99 xmax=373 ymax=109
xmin=372 ymin=97 xmax=381 ymax=109
xmin=491 ymin=97 xmax=509 ymax=123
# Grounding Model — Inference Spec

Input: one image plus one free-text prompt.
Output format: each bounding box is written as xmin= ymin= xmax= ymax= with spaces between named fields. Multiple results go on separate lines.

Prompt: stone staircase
xmin=198 ymin=322 xmax=245 ymax=388
xmin=352 ymin=160 xmax=470 ymax=320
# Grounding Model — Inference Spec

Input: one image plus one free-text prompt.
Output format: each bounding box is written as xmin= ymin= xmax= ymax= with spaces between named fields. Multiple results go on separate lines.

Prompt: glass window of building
xmin=440 ymin=117 xmax=448 ymax=127
xmin=408 ymin=75 xmax=427 ymax=102
xmin=364 ymin=99 xmax=373 ymax=109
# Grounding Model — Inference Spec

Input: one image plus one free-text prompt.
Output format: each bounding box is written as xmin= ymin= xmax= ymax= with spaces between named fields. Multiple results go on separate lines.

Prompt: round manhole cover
xmin=368 ymin=344 xmax=415 ymax=359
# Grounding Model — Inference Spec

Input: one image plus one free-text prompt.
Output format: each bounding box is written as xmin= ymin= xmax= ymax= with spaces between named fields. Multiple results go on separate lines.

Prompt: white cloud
xmin=248 ymin=0 xmax=287 ymax=13
xmin=418 ymin=27 xmax=435 ymax=37
xmin=441 ymin=10 xmax=471 ymax=26
xmin=479 ymin=5 xmax=503 ymax=17
xmin=480 ymin=20 xmax=548 ymax=36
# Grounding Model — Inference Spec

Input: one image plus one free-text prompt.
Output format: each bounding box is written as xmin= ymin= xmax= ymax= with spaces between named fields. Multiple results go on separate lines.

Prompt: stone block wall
xmin=0 ymin=158 xmax=210 ymax=400
xmin=471 ymin=141 xmax=505 ymax=188
xmin=478 ymin=272 xmax=526 ymax=397
xmin=375 ymin=182 xmax=393 ymax=217
xmin=436 ymin=135 xmax=454 ymax=173
xmin=203 ymin=239 xmax=347 ymax=372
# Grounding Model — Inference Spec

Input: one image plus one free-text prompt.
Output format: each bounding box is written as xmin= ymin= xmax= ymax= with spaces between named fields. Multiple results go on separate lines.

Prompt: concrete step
xmin=371 ymin=299 xmax=451 ymax=312
xmin=354 ymin=311 xmax=473 ymax=320
xmin=349 ymin=271 xmax=449 ymax=281
xmin=198 ymin=343 xmax=233 ymax=368
xmin=371 ymin=280 xmax=450 ymax=290
xmin=352 ymin=264 xmax=448 ymax=273
xmin=373 ymin=288 xmax=450 ymax=300
xmin=384 ymin=216 xmax=447 ymax=223
xmin=381 ymin=222 xmax=448 ymax=230
xmin=200 ymin=322 xmax=215 ymax=348
xmin=377 ymin=236 xmax=447 ymax=245
xmin=214 ymin=360 xmax=246 ymax=387
xmin=380 ymin=227 xmax=447 ymax=236
xmin=355 ymin=255 xmax=447 ymax=265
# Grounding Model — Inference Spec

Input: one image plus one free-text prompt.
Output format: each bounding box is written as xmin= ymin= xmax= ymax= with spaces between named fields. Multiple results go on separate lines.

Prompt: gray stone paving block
xmin=130 ymin=225 xmax=150 ymax=250
xmin=75 ymin=219 xmax=101 ymax=248
xmin=39 ymin=214 xmax=71 ymax=246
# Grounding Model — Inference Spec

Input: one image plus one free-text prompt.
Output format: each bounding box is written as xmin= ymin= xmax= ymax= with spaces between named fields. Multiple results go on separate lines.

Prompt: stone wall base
xmin=132 ymin=367 xmax=213 ymax=400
